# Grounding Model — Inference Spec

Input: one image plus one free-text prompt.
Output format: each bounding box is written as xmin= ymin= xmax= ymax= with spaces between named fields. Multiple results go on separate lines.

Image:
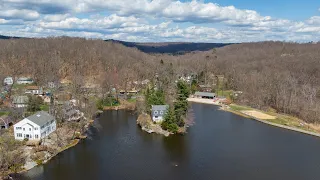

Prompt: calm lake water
xmin=22 ymin=103 xmax=320 ymax=180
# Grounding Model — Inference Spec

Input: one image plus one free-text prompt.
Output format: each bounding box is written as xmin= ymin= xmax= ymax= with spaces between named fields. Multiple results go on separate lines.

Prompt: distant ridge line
xmin=105 ymin=39 xmax=233 ymax=54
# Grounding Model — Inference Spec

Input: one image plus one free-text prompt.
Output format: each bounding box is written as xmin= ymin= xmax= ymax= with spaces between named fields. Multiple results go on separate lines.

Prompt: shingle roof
xmin=0 ymin=115 xmax=13 ymax=126
xmin=27 ymin=111 xmax=54 ymax=127
xmin=13 ymin=96 xmax=29 ymax=104
xmin=195 ymin=92 xmax=216 ymax=97
xmin=151 ymin=105 xmax=169 ymax=117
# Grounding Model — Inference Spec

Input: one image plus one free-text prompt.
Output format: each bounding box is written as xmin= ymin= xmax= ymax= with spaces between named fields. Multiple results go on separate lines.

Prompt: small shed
xmin=0 ymin=115 xmax=13 ymax=129
xmin=194 ymin=92 xmax=216 ymax=99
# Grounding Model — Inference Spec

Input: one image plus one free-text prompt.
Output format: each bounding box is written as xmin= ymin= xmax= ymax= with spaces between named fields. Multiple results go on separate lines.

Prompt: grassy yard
xmin=215 ymin=90 xmax=233 ymax=98
xmin=229 ymin=104 xmax=252 ymax=111
xmin=0 ymin=111 xmax=10 ymax=116
xmin=40 ymin=104 xmax=49 ymax=111
xmin=127 ymin=98 xmax=137 ymax=103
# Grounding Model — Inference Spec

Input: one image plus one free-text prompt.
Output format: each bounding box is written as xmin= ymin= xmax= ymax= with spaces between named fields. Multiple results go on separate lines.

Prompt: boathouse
xmin=194 ymin=92 xmax=216 ymax=99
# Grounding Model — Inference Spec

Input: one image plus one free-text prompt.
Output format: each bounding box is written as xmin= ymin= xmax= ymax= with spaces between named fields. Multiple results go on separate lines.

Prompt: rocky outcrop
xmin=137 ymin=113 xmax=170 ymax=137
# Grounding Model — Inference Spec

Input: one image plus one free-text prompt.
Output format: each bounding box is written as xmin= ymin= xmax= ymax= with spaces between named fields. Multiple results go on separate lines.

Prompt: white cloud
xmin=43 ymin=14 xmax=70 ymax=22
xmin=0 ymin=0 xmax=320 ymax=42
xmin=0 ymin=9 xmax=40 ymax=20
xmin=307 ymin=16 xmax=320 ymax=25
xmin=39 ymin=14 xmax=142 ymax=35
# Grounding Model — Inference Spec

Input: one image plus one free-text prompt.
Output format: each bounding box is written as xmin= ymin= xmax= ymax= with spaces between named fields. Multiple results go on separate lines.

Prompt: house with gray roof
xmin=194 ymin=92 xmax=216 ymax=99
xmin=13 ymin=111 xmax=56 ymax=140
xmin=13 ymin=96 xmax=29 ymax=108
xmin=151 ymin=105 xmax=169 ymax=123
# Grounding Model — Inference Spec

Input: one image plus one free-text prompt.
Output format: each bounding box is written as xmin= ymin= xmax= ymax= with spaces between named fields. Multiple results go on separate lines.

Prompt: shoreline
xmin=7 ymin=120 xmax=95 ymax=179
xmin=188 ymin=98 xmax=320 ymax=138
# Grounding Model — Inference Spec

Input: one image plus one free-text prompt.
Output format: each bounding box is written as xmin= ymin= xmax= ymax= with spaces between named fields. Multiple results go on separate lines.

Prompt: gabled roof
xmin=13 ymin=96 xmax=29 ymax=104
xmin=26 ymin=111 xmax=54 ymax=127
xmin=151 ymin=105 xmax=169 ymax=116
xmin=0 ymin=115 xmax=13 ymax=126
xmin=195 ymin=91 xmax=216 ymax=97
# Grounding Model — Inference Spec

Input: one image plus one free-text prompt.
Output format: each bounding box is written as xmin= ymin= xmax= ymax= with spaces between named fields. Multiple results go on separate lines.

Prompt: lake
xmin=21 ymin=103 xmax=320 ymax=180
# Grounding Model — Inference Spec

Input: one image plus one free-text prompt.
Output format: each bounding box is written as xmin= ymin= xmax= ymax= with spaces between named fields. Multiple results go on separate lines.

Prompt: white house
xmin=13 ymin=111 xmax=56 ymax=140
xmin=151 ymin=105 xmax=169 ymax=123
xmin=3 ymin=77 xmax=13 ymax=85
xmin=16 ymin=77 xmax=34 ymax=85
xmin=25 ymin=86 xmax=43 ymax=95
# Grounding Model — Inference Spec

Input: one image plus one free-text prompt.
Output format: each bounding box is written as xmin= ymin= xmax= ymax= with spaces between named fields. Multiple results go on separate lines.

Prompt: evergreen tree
xmin=161 ymin=107 xmax=178 ymax=133
xmin=27 ymin=95 xmax=43 ymax=112
xmin=174 ymin=81 xmax=190 ymax=127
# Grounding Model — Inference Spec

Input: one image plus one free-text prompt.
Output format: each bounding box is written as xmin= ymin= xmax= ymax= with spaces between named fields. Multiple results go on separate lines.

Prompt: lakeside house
xmin=12 ymin=96 xmax=29 ymax=108
xmin=151 ymin=105 xmax=169 ymax=123
xmin=0 ymin=115 xmax=13 ymax=129
xmin=194 ymin=92 xmax=216 ymax=99
xmin=25 ymin=86 xmax=43 ymax=95
xmin=3 ymin=76 xmax=13 ymax=85
xmin=198 ymin=84 xmax=213 ymax=92
xmin=13 ymin=111 xmax=56 ymax=140
xmin=16 ymin=77 xmax=34 ymax=85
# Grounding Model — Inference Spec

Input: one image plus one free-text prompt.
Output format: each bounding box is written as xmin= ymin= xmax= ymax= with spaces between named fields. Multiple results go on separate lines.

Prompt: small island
xmin=137 ymin=80 xmax=192 ymax=136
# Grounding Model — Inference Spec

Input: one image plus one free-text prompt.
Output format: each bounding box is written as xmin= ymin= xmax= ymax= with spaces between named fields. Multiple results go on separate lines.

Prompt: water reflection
xmin=22 ymin=104 xmax=320 ymax=180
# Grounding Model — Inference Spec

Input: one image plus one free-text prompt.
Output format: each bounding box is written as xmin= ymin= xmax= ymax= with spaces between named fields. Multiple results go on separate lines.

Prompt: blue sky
xmin=208 ymin=0 xmax=320 ymax=20
xmin=0 ymin=0 xmax=320 ymax=42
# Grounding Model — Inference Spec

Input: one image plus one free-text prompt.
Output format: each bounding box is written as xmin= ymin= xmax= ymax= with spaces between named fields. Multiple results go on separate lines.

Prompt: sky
xmin=1 ymin=0 xmax=320 ymax=42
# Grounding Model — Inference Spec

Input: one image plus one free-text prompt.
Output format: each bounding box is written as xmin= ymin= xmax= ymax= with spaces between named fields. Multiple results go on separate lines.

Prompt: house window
xmin=29 ymin=128 xmax=31 ymax=131
xmin=23 ymin=128 xmax=25 ymax=131
xmin=16 ymin=127 xmax=22 ymax=130
xmin=154 ymin=111 xmax=158 ymax=115
xmin=35 ymin=128 xmax=38 ymax=130
xmin=16 ymin=133 xmax=22 ymax=137
xmin=160 ymin=111 xmax=163 ymax=115
xmin=155 ymin=116 xmax=158 ymax=118
xmin=35 ymin=135 xmax=39 ymax=139
xmin=30 ymin=135 xmax=32 ymax=138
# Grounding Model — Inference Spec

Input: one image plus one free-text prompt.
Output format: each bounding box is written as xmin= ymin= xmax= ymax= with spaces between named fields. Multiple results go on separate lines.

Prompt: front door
xmin=26 ymin=134 xmax=30 ymax=139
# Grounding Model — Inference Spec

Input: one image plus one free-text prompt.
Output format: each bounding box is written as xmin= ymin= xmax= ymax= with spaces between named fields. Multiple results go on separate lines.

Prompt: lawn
xmin=0 ymin=111 xmax=10 ymax=116
xmin=229 ymin=104 xmax=252 ymax=111
xmin=215 ymin=90 xmax=233 ymax=98
xmin=127 ymin=98 xmax=137 ymax=103
xmin=40 ymin=104 xmax=49 ymax=111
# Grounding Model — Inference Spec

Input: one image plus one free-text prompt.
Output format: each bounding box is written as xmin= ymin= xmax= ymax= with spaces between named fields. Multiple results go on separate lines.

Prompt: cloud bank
xmin=0 ymin=0 xmax=319 ymax=42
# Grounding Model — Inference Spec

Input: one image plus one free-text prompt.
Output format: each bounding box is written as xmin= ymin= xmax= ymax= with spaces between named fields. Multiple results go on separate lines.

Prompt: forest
xmin=0 ymin=37 xmax=319 ymax=123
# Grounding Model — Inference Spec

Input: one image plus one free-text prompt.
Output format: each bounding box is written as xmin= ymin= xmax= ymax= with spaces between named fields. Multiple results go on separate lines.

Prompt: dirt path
xmin=241 ymin=110 xmax=276 ymax=120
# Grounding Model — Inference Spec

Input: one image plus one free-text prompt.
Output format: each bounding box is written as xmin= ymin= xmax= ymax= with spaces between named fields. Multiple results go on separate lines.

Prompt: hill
xmin=0 ymin=35 xmax=20 ymax=39
xmin=0 ymin=37 xmax=318 ymax=124
xmin=105 ymin=39 xmax=232 ymax=54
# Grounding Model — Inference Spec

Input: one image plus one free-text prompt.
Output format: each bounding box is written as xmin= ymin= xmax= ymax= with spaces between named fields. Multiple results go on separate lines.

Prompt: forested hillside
xmin=0 ymin=38 xmax=319 ymax=123
xmin=106 ymin=39 xmax=231 ymax=54
xmin=214 ymin=42 xmax=320 ymax=123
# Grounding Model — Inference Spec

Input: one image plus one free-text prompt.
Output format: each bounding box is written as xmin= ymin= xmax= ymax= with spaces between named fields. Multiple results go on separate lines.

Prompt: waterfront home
xmin=12 ymin=96 xmax=29 ymax=108
xmin=3 ymin=76 xmax=13 ymax=85
xmin=16 ymin=77 xmax=34 ymax=85
xmin=25 ymin=86 xmax=43 ymax=95
xmin=194 ymin=92 xmax=216 ymax=99
xmin=198 ymin=84 xmax=213 ymax=92
xmin=151 ymin=105 xmax=169 ymax=123
xmin=0 ymin=115 xmax=13 ymax=129
xmin=13 ymin=111 xmax=56 ymax=140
